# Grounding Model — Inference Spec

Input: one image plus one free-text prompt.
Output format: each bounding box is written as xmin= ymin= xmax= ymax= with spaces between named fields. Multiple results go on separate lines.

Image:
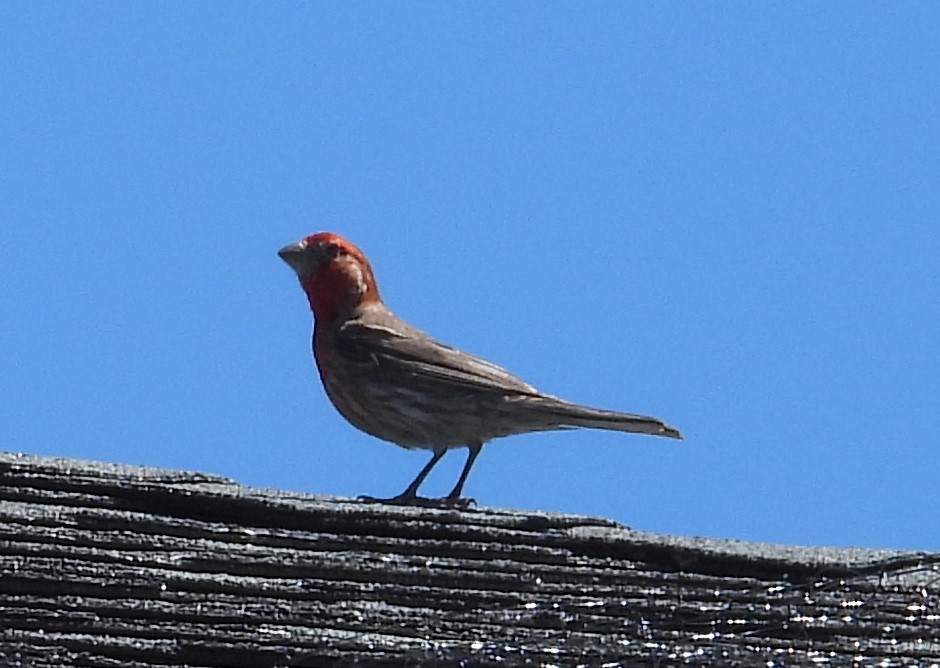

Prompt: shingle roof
xmin=1 ymin=451 xmax=937 ymax=667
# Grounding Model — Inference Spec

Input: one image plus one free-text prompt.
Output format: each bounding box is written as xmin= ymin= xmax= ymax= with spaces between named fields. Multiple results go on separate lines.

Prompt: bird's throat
xmin=301 ymin=260 xmax=379 ymax=324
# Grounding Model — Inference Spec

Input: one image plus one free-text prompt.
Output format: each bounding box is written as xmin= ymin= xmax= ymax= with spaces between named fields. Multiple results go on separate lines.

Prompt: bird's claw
xmin=357 ymin=494 xmax=476 ymax=509
xmin=357 ymin=494 xmax=410 ymax=505
xmin=440 ymin=496 xmax=476 ymax=509
xmin=357 ymin=493 xmax=430 ymax=506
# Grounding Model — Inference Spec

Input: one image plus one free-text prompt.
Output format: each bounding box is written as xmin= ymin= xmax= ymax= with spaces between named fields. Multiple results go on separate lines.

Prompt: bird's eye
xmin=322 ymin=242 xmax=342 ymax=260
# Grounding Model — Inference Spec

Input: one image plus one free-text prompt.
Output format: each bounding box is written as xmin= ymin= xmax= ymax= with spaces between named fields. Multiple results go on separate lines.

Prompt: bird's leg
xmin=360 ymin=448 xmax=447 ymax=504
xmin=397 ymin=447 xmax=447 ymax=500
xmin=442 ymin=441 xmax=483 ymax=507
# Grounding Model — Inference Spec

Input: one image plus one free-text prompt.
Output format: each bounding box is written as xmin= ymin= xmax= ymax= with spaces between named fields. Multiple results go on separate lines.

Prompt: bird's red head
xmin=278 ymin=232 xmax=381 ymax=323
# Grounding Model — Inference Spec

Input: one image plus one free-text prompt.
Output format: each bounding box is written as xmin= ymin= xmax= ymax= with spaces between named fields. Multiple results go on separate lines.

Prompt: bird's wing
xmin=332 ymin=314 xmax=683 ymax=440
xmin=334 ymin=318 xmax=539 ymax=396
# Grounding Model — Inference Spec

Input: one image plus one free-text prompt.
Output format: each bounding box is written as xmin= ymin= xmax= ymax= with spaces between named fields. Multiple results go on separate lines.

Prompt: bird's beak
xmin=277 ymin=241 xmax=308 ymax=274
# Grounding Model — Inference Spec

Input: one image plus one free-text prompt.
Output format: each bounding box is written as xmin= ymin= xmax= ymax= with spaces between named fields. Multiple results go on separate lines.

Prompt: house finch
xmin=278 ymin=232 xmax=682 ymax=505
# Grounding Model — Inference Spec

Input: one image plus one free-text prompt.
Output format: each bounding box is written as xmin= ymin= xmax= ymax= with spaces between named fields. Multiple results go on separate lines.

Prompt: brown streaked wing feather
xmin=334 ymin=317 xmax=538 ymax=396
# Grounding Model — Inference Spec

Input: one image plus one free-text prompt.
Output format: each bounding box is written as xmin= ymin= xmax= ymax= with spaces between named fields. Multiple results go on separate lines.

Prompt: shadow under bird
xmin=278 ymin=232 xmax=682 ymax=505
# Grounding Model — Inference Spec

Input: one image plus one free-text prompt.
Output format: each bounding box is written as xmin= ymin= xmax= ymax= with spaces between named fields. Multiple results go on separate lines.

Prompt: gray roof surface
xmin=1 ymin=451 xmax=937 ymax=667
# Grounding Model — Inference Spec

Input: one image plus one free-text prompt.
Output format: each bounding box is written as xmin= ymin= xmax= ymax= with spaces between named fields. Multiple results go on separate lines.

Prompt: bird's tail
xmin=530 ymin=397 xmax=683 ymax=439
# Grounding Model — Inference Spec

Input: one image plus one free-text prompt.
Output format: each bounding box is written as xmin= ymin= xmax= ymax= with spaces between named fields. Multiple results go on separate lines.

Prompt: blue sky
xmin=2 ymin=3 xmax=937 ymax=551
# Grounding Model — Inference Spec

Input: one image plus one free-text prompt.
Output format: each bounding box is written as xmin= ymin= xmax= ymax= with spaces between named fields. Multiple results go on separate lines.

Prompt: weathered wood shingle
xmin=1 ymin=451 xmax=938 ymax=667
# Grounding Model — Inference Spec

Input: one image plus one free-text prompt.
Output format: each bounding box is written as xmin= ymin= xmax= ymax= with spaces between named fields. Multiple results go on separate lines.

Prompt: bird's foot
xmin=357 ymin=493 xmax=476 ymax=509
xmin=357 ymin=493 xmax=434 ymax=507
xmin=358 ymin=493 xmax=415 ymax=505
xmin=438 ymin=496 xmax=477 ymax=510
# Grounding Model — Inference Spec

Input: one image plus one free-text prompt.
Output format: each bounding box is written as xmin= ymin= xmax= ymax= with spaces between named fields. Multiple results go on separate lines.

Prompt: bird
xmin=278 ymin=232 xmax=682 ymax=505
